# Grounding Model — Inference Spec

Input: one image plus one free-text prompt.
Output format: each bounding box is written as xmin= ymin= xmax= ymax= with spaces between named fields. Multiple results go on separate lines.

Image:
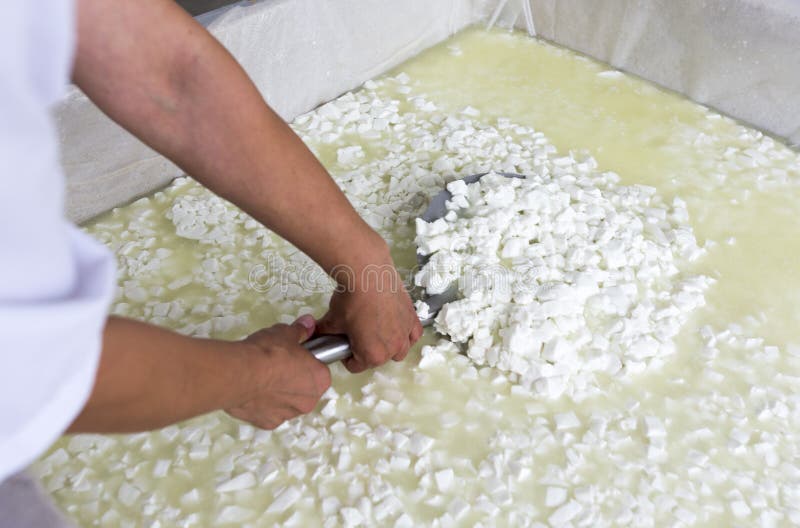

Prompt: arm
xmin=73 ymin=0 xmax=422 ymax=371
xmin=69 ymin=316 xmax=329 ymax=433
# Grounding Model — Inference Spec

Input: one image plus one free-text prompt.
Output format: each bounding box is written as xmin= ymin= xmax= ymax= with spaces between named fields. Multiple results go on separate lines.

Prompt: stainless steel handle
xmin=304 ymin=303 xmax=441 ymax=364
xmin=304 ymin=334 xmax=352 ymax=364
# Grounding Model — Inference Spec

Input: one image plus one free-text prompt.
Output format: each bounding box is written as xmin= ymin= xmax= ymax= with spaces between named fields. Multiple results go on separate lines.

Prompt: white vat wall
xmin=518 ymin=0 xmax=800 ymax=148
xmin=59 ymin=0 xmax=478 ymax=223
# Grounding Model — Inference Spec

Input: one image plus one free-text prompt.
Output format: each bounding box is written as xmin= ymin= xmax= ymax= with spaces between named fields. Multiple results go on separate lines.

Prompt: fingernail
xmin=295 ymin=314 xmax=315 ymax=332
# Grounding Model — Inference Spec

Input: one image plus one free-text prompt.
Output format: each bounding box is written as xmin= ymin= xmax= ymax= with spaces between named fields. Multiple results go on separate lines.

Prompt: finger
xmin=390 ymin=328 xmax=413 ymax=361
xmin=292 ymin=314 xmax=316 ymax=343
xmin=272 ymin=318 xmax=314 ymax=345
xmin=392 ymin=345 xmax=409 ymax=362
xmin=357 ymin=334 xmax=396 ymax=369
xmin=309 ymin=363 xmax=332 ymax=395
xmin=245 ymin=327 xmax=274 ymax=342
xmin=410 ymin=322 xmax=424 ymax=345
xmin=343 ymin=355 xmax=368 ymax=374
xmin=392 ymin=334 xmax=412 ymax=361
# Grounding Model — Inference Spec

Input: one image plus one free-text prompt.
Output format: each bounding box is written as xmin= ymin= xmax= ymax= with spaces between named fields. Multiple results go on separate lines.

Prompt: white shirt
xmin=0 ymin=0 xmax=116 ymax=482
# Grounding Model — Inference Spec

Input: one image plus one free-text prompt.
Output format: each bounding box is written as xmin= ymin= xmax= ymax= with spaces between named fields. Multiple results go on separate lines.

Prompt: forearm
xmin=68 ymin=317 xmax=250 ymax=433
xmin=73 ymin=0 xmax=388 ymax=278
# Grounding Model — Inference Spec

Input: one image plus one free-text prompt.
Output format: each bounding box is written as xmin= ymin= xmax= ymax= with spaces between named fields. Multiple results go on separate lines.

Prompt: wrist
xmin=330 ymin=231 xmax=395 ymax=293
xmin=220 ymin=340 xmax=266 ymax=410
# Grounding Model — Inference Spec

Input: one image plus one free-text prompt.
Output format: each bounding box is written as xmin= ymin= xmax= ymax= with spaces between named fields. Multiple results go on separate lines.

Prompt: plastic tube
xmin=486 ymin=0 xmax=536 ymax=36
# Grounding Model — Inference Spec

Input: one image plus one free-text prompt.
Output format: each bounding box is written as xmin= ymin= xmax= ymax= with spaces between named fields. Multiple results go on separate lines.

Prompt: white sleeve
xmin=0 ymin=0 xmax=117 ymax=482
xmin=0 ymin=228 xmax=116 ymax=482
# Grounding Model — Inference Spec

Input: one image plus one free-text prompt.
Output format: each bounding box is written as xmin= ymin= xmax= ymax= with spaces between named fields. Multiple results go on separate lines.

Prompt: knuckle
xmin=297 ymin=399 xmax=316 ymax=414
xmin=247 ymin=328 xmax=270 ymax=341
xmin=344 ymin=357 xmax=366 ymax=373
xmin=270 ymin=343 xmax=289 ymax=358
xmin=269 ymin=324 xmax=292 ymax=341
xmin=278 ymin=411 xmax=296 ymax=424
xmin=364 ymin=350 xmax=385 ymax=367
xmin=392 ymin=336 xmax=408 ymax=354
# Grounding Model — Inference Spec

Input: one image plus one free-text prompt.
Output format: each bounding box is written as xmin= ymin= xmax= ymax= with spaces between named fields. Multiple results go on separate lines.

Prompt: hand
xmin=226 ymin=315 xmax=331 ymax=429
xmin=317 ymin=264 xmax=424 ymax=373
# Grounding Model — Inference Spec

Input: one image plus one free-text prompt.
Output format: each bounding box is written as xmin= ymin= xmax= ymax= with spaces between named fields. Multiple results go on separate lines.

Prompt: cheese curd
xmin=416 ymin=167 xmax=710 ymax=399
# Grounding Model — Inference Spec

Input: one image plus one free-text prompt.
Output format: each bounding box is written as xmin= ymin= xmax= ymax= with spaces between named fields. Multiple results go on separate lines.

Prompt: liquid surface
xmin=36 ymin=28 xmax=800 ymax=527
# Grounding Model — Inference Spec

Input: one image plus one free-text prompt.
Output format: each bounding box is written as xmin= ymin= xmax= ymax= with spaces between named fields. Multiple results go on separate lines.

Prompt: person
xmin=0 ymin=0 xmax=422 ymax=523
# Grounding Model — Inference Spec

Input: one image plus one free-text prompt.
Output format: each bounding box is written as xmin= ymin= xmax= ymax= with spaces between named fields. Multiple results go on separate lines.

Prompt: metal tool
xmin=305 ymin=172 xmax=524 ymax=364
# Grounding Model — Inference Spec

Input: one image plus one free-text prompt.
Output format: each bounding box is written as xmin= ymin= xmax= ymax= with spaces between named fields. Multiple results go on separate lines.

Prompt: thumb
xmin=291 ymin=314 xmax=316 ymax=343
xmin=314 ymin=312 xmax=343 ymax=336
